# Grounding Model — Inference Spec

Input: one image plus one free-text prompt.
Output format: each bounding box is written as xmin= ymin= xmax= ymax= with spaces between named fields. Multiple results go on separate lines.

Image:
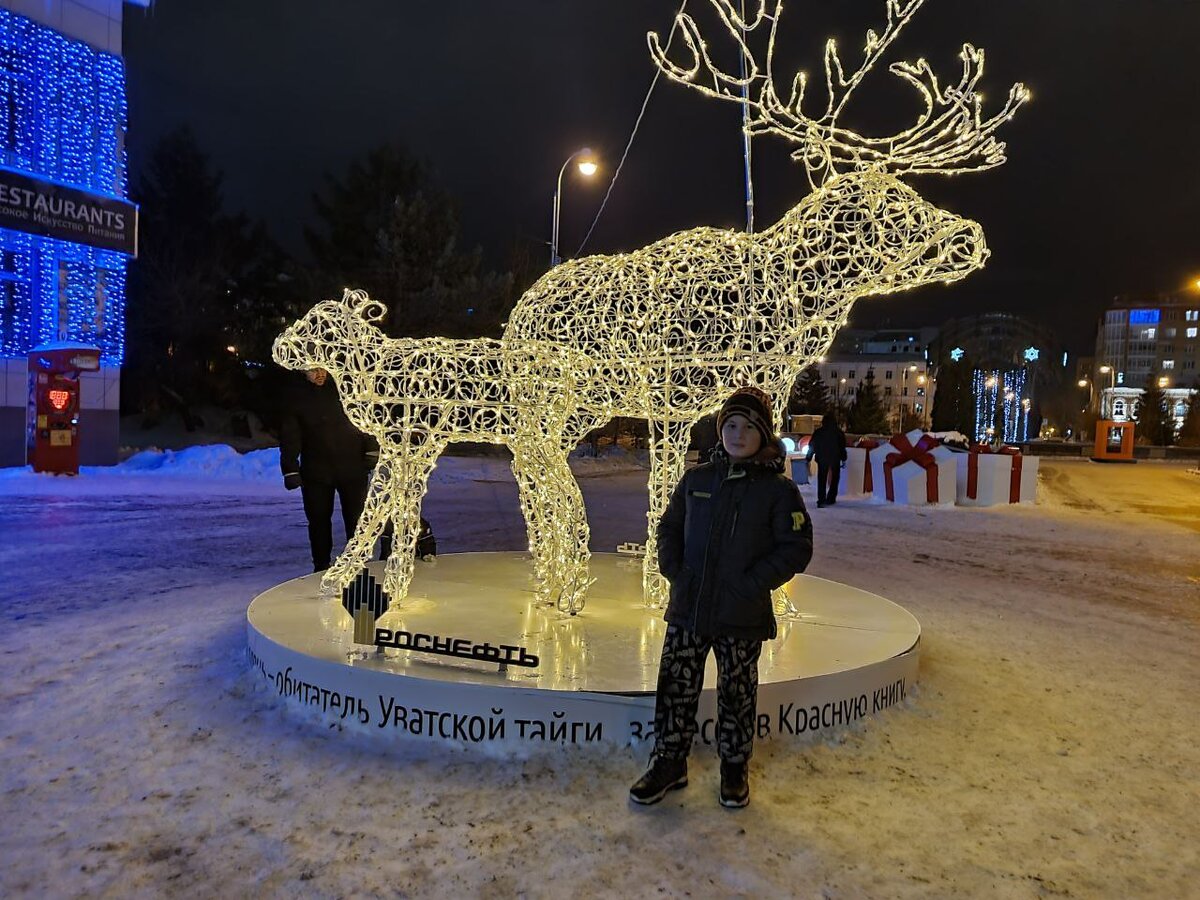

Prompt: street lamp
xmin=550 ymin=148 xmax=598 ymax=266
xmin=1098 ymin=364 xmax=1116 ymax=417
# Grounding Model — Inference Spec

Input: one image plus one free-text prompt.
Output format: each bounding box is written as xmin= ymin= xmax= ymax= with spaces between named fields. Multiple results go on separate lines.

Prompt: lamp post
xmin=1098 ymin=364 xmax=1116 ymax=417
xmin=1077 ymin=378 xmax=1093 ymax=440
xmin=550 ymin=148 xmax=597 ymax=267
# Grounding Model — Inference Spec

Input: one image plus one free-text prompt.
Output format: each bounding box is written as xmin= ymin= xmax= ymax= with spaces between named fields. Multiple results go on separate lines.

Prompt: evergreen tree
xmin=1134 ymin=374 xmax=1174 ymax=445
xmin=305 ymin=144 xmax=510 ymax=337
xmin=930 ymin=352 xmax=976 ymax=436
xmin=846 ymin=370 xmax=891 ymax=435
xmin=788 ymin=367 xmax=832 ymax=416
xmin=900 ymin=406 xmax=924 ymax=432
xmin=126 ymin=128 xmax=262 ymax=419
xmin=1175 ymin=385 xmax=1200 ymax=447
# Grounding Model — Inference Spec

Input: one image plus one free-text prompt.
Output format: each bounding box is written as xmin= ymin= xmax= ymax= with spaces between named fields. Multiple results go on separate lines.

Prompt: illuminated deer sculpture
xmin=273 ymin=291 xmax=600 ymax=611
xmin=503 ymin=0 xmax=1028 ymax=606
xmin=275 ymin=0 xmax=1025 ymax=615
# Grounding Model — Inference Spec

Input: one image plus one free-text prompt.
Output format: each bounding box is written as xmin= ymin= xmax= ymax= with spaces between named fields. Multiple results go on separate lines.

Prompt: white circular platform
xmin=247 ymin=553 xmax=919 ymax=750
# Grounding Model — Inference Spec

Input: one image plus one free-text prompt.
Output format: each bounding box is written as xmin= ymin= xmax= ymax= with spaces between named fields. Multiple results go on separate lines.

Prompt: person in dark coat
xmin=806 ymin=412 xmax=848 ymax=507
xmin=279 ymin=368 xmax=378 ymax=572
xmin=630 ymin=386 xmax=813 ymax=809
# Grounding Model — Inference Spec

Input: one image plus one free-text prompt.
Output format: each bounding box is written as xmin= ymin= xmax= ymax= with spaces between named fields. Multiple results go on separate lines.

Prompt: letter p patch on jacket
xmin=792 ymin=511 xmax=806 ymax=531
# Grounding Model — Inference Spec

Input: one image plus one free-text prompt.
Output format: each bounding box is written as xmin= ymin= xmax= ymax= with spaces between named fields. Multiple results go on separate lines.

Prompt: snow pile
xmin=120 ymin=445 xmax=280 ymax=480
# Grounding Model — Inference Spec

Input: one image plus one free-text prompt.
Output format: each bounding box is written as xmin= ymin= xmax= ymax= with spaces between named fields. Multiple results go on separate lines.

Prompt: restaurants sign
xmin=0 ymin=167 xmax=138 ymax=256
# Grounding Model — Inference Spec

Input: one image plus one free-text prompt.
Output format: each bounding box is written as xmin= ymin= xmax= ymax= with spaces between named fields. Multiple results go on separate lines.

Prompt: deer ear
xmin=351 ymin=294 xmax=387 ymax=325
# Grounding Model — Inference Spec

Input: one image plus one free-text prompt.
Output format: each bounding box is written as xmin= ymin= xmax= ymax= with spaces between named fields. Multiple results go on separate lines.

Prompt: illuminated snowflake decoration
xmin=275 ymin=0 xmax=1026 ymax=612
xmin=950 ymin=347 xmax=966 ymax=362
xmin=1024 ymin=346 xmax=1040 ymax=362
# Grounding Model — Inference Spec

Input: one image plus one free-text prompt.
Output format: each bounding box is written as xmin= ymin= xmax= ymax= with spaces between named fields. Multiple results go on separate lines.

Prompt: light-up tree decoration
xmin=273 ymin=291 xmax=603 ymax=612
xmin=504 ymin=0 xmax=1027 ymax=605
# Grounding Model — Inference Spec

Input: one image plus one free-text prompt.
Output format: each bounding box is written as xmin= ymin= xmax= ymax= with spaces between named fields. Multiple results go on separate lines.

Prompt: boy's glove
xmin=283 ymin=473 xmax=302 ymax=491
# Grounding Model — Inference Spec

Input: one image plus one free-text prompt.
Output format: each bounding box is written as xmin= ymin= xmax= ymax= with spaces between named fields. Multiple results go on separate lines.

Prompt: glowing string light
xmin=0 ymin=10 xmax=129 ymax=365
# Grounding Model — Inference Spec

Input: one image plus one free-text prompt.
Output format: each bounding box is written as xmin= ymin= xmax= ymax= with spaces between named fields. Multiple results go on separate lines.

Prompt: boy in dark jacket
xmin=630 ymin=386 xmax=813 ymax=808
xmin=279 ymin=368 xmax=379 ymax=572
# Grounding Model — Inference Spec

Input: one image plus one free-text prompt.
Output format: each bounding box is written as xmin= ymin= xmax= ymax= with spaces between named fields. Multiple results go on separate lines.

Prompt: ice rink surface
xmin=1 ymin=451 xmax=1197 ymax=898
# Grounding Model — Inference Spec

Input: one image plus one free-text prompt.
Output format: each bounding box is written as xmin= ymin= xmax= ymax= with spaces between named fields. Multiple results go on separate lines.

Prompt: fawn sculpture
xmin=273 ymin=292 xmax=601 ymax=612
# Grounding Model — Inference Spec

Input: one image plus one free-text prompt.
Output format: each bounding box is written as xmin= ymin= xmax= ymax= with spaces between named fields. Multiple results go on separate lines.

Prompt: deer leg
xmin=510 ymin=441 xmax=555 ymax=593
xmin=511 ymin=437 xmax=591 ymax=613
xmin=321 ymin=453 xmax=392 ymax=597
xmin=379 ymin=438 xmax=444 ymax=602
xmin=772 ymin=378 xmax=801 ymax=618
xmin=643 ymin=418 xmax=694 ymax=609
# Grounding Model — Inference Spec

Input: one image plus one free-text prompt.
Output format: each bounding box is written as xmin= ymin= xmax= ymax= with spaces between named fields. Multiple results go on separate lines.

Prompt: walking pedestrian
xmin=807 ymin=413 xmax=847 ymax=507
xmin=279 ymin=368 xmax=378 ymax=572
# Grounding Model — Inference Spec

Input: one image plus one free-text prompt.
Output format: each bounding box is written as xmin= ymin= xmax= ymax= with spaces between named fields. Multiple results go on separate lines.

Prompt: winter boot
xmin=719 ymin=760 xmax=750 ymax=808
xmin=629 ymin=756 xmax=688 ymax=805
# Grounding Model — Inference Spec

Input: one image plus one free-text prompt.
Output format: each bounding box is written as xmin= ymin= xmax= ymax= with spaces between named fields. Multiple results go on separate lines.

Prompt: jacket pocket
xmin=714 ymin=576 xmax=773 ymax=634
xmin=665 ymin=565 xmax=696 ymax=621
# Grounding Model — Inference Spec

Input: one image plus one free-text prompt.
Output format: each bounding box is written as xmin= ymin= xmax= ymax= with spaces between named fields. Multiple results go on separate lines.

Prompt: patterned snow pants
xmin=652 ymin=624 xmax=763 ymax=764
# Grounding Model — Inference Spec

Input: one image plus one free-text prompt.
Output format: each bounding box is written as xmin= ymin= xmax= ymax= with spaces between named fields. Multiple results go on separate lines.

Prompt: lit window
xmin=1162 ymin=360 xmax=1174 ymax=370
xmin=1187 ymin=328 xmax=1198 ymax=338
xmin=1187 ymin=310 xmax=1199 ymax=321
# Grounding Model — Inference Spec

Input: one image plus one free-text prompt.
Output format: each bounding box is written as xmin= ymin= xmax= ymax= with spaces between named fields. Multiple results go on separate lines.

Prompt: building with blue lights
xmin=0 ymin=0 xmax=146 ymax=466
xmin=1093 ymin=292 xmax=1198 ymax=435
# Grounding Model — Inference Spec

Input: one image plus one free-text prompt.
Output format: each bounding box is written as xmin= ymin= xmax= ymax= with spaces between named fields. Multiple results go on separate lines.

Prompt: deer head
xmin=272 ymin=289 xmax=387 ymax=378
xmin=769 ymin=168 xmax=987 ymax=306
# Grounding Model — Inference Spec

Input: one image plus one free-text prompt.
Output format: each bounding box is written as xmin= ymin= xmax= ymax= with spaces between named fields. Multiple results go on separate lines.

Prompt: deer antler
xmin=648 ymin=0 xmax=1029 ymax=179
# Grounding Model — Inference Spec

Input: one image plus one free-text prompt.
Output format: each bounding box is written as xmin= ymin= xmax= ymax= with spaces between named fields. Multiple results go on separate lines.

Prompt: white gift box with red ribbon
xmin=844 ymin=441 xmax=882 ymax=498
xmin=870 ymin=430 xmax=957 ymax=506
xmin=955 ymin=446 xmax=1040 ymax=506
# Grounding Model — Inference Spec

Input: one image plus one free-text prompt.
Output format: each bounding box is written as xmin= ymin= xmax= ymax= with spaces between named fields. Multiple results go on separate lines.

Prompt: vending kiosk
xmin=1090 ymin=420 xmax=1136 ymax=463
xmin=27 ymin=343 xmax=101 ymax=474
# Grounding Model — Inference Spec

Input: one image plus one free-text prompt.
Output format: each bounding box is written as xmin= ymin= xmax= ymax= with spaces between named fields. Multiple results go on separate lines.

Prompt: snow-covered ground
xmin=1 ymin=451 xmax=1197 ymax=898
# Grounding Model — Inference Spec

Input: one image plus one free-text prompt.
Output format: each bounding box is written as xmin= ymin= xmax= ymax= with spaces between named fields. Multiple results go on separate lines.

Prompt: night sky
xmin=124 ymin=1 xmax=1200 ymax=355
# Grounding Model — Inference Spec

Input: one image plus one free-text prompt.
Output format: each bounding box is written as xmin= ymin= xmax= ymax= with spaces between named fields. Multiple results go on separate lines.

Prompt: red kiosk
xmin=27 ymin=342 xmax=101 ymax=474
xmin=1090 ymin=420 xmax=1136 ymax=463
